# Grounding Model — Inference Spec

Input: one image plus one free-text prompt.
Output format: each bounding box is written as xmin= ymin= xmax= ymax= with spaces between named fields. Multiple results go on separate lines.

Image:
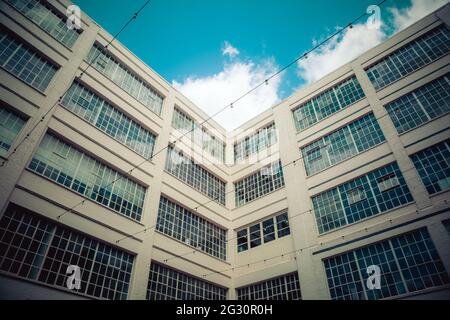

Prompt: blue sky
xmin=73 ymin=0 xmax=448 ymax=130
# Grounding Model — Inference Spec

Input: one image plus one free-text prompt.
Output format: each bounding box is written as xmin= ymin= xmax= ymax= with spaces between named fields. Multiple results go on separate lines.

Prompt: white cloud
xmin=390 ymin=0 xmax=448 ymax=32
xmin=222 ymin=41 xmax=240 ymax=58
xmin=173 ymin=58 xmax=282 ymax=131
xmin=297 ymin=0 xmax=449 ymax=84
xmin=297 ymin=23 xmax=386 ymax=84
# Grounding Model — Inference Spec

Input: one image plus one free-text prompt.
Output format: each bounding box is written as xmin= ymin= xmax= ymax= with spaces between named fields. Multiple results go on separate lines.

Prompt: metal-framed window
xmin=0 ymin=204 xmax=134 ymax=300
xmin=312 ymin=162 xmax=413 ymax=234
xmin=6 ymin=0 xmax=81 ymax=48
xmin=234 ymin=160 xmax=285 ymax=207
xmin=234 ymin=122 xmax=278 ymax=162
xmin=28 ymin=133 xmax=146 ymax=221
xmin=410 ymin=139 xmax=450 ymax=195
xmin=292 ymin=75 xmax=365 ymax=131
xmin=156 ymin=196 xmax=227 ymax=260
xmin=324 ymin=228 xmax=449 ymax=300
xmin=385 ymin=75 xmax=450 ymax=134
xmin=172 ymin=107 xmax=225 ymax=162
xmin=0 ymin=105 xmax=26 ymax=157
xmin=87 ymin=44 xmax=164 ymax=115
xmin=236 ymin=211 xmax=290 ymax=253
xmin=146 ymin=262 xmax=227 ymax=300
xmin=237 ymin=273 xmax=301 ymax=300
xmin=366 ymin=25 xmax=450 ymax=90
xmin=61 ymin=81 xmax=156 ymax=159
xmin=301 ymin=113 xmax=385 ymax=176
xmin=165 ymin=147 xmax=226 ymax=205
xmin=0 ymin=28 xmax=58 ymax=91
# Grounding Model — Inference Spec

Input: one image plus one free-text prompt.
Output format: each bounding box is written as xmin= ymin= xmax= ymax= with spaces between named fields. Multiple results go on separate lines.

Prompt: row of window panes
xmin=324 ymin=227 xmax=449 ymax=300
xmin=292 ymin=76 xmax=366 ymax=132
xmin=0 ymin=105 xmax=26 ymax=157
xmin=234 ymin=160 xmax=285 ymax=207
xmin=61 ymin=81 xmax=156 ymax=159
xmin=6 ymin=0 xmax=81 ymax=48
xmin=28 ymin=133 xmax=146 ymax=221
xmin=157 ymin=196 xmax=227 ymax=260
xmin=165 ymin=147 xmax=226 ymax=205
xmin=172 ymin=107 xmax=225 ymax=162
xmin=0 ymin=28 xmax=58 ymax=91
xmin=385 ymin=75 xmax=450 ymax=134
xmin=237 ymin=273 xmax=301 ymax=300
xmin=410 ymin=139 xmax=450 ymax=195
xmin=366 ymin=25 xmax=450 ymax=90
xmin=312 ymin=162 xmax=413 ymax=234
xmin=87 ymin=44 xmax=164 ymax=115
xmin=234 ymin=122 xmax=278 ymax=162
xmin=146 ymin=262 xmax=227 ymax=300
xmin=0 ymin=204 xmax=134 ymax=300
xmin=301 ymin=112 xmax=385 ymax=176
xmin=237 ymin=212 xmax=290 ymax=252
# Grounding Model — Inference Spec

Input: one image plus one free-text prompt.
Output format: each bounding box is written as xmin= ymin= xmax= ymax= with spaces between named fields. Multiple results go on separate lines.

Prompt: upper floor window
xmin=366 ymin=25 xmax=450 ymax=90
xmin=301 ymin=112 xmax=385 ymax=176
xmin=172 ymin=107 xmax=225 ymax=162
xmin=292 ymin=75 xmax=365 ymax=131
xmin=0 ymin=28 xmax=58 ymax=91
xmin=61 ymin=81 xmax=157 ymax=158
xmin=87 ymin=44 xmax=164 ymax=116
xmin=0 ymin=105 xmax=26 ymax=157
xmin=385 ymin=75 xmax=450 ymax=134
xmin=312 ymin=162 xmax=413 ymax=234
xmin=236 ymin=211 xmax=290 ymax=253
xmin=28 ymin=132 xmax=146 ymax=221
xmin=234 ymin=160 xmax=285 ymax=207
xmin=6 ymin=0 xmax=81 ymax=47
xmin=165 ymin=147 xmax=226 ymax=205
xmin=234 ymin=122 xmax=277 ymax=162
xmin=410 ymin=139 xmax=450 ymax=195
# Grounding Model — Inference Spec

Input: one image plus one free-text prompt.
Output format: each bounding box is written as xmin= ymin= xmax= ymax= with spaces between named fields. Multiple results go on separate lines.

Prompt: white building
xmin=0 ymin=0 xmax=449 ymax=300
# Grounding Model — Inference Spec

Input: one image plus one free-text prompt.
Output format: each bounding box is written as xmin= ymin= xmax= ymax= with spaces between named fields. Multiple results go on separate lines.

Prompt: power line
xmin=47 ymin=0 xmax=389 ymax=222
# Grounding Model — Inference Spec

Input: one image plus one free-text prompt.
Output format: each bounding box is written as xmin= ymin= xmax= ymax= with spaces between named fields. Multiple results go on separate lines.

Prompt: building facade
xmin=0 ymin=0 xmax=449 ymax=300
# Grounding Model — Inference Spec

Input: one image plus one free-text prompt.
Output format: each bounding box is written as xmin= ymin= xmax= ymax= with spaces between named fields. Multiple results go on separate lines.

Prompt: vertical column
xmin=127 ymin=89 xmax=176 ymax=299
xmin=227 ymin=228 xmax=237 ymax=300
xmin=351 ymin=61 xmax=432 ymax=210
xmin=427 ymin=219 xmax=450 ymax=276
xmin=272 ymin=105 xmax=330 ymax=300
xmin=0 ymin=22 xmax=100 ymax=218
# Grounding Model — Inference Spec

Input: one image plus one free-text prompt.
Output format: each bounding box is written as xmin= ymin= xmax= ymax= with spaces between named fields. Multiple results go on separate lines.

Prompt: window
xmin=172 ymin=107 xmax=225 ymax=162
xmin=385 ymin=75 xmax=450 ymax=134
xmin=234 ymin=160 xmax=285 ymax=207
xmin=312 ymin=162 xmax=413 ymax=234
xmin=237 ymin=212 xmax=290 ymax=252
xmin=28 ymin=133 xmax=146 ymax=221
xmin=377 ymin=173 xmax=400 ymax=192
xmin=237 ymin=229 xmax=248 ymax=253
xmin=366 ymin=25 xmax=450 ymax=90
xmin=6 ymin=0 xmax=81 ymax=48
xmin=0 ymin=28 xmax=58 ymax=91
xmin=234 ymin=123 xmax=278 ymax=162
xmin=292 ymin=76 xmax=365 ymax=131
xmin=165 ymin=147 xmax=226 ymax=205
xmin=87 ymin=44 xmax=164 ymax=115
xmin=301 ymin=113 xmax=385 ymax=176
xmin=156 ymin=197 xmax=227 ymax=260
xmin=61 ymin=82 xmax=156 ymax=159
xmin=0 ymin=106 xmax=26 ymax=157
xmin=347 ymin=187 xmax=366 ymax=205
xmin=146 ymin=263 xmax=227 ymax=300
xmin=237 ymin=273 xmax=301 ymax=300
xmin=324 ymin=228 xmax=449 ymax=300
xmin=410 ymin=140 xmax=450 ymax=195
xmin=0 ymin=204 xmax=134 ymax=300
